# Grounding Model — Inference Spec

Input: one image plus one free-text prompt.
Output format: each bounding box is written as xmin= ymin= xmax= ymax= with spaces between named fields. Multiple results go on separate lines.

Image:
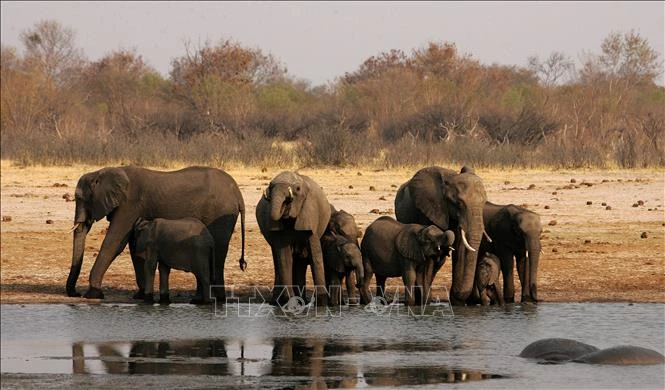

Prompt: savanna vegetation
xmin=1 ymin=20 xmax=663 ymax=168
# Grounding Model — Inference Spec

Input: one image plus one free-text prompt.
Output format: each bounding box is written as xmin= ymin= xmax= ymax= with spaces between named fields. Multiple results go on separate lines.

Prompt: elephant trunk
xmin=67 ymin=217 xmax=91 ymax=297
xmin=451 ymin=209 xmax=483 ymax=305
xmin=524 ymin=236 xmax=541 ymax=302
xmin=353 ymin=260 xmax=364 ymax=290
xmin=270 ymin=193 xmax=287 ymax=221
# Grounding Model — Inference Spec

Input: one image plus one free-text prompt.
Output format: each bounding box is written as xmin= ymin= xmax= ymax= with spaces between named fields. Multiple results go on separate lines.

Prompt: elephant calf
xmin=475 ymin=252 xmax=504 ymax=306
xmin=360 ymin=216 xmax=455 ymax=306
xmin=133 ymin=218 xmax=215 ymax=304
xmin=321 ymin=231 xmax=364 ymax=306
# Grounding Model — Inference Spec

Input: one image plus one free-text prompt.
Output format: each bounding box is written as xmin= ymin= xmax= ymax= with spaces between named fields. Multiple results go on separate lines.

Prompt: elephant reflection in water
xmin=72 ymin=340 xmax=230 ymax=375
xmin=363 ymin=366 xmax=499 ymax=386
xmin=270 ymin=338 xmax=360 ymax=388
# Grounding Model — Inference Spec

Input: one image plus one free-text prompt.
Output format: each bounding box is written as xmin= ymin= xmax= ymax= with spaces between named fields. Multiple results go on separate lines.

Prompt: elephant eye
xmin=296 ymin=186 xmax=301 ymax=192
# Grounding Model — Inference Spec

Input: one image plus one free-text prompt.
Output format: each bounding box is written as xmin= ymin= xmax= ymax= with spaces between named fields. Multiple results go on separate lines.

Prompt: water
xmin=1 ymin=303 xmax=664 ymax=389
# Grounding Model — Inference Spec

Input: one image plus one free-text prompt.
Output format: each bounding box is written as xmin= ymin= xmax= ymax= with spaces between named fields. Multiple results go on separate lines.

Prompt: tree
xmin=527 ymin=51 xmax=574 ymax=86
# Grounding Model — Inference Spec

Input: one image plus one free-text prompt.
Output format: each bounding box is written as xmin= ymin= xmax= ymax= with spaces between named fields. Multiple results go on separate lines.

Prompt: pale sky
xmin=1 ymin=1 xmax=663 ymax=86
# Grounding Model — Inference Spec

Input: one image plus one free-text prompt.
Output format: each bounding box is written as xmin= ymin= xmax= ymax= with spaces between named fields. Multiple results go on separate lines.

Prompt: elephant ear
xmin=91 ymin=167 xmax=129 ymax=221
xmin=408 ymin=167 xmax=453 ymax=230
xmin=294 ymin=176 xmax=331 ymax=236
xmin=395 ymin=226 xmax=425 ymax=263
xmin=133 ymin=219 xmax=154 ymax=257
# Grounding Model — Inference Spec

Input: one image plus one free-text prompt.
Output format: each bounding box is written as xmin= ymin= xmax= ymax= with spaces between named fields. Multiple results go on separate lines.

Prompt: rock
xmin=552 ymin=248 xmax=558 ymax=253
xmin=606 ymin=206 xmax=612 ymax=210
xmin=369 ymin=186 xmax=376 ymax=191
xmin=348 ymin=185 xmax=354 ymax=189
xmin=601 ymin=202 xmax=607 ymax=206
xmin=548 ymin=220 xmax=557 ymax=226
xmin=584 ymin=239 xmax=591 ymax=244
xmin=640 ymin=232 xmax=648 ymax=239
xmin=586 ymin=201 xmax=593 ymax=205
xmin=570 ymin=178 xmax=576 ymax=183
xmin=357 ymin=172 xmax=362 ymax=176
xmin=379 ymin=196 xmax=386 ymax=200
xmin=46 ymin=219 xmax=54 ymax=224
xmin=370 ymin=209 xmax=380 ymax=214
xmin=2 ymin=216 xmax=12 ymax=222
xmin=637 ymin=200 xmax=644 ymax=206
xmin=528 ymin=184 xmax=536 ymax=190
xmin=544 ymin=205 xmax=550 ymax=209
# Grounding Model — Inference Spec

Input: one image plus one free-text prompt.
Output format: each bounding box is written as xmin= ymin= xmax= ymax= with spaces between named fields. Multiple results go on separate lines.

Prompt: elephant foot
xmin=159 ymin=294 xmax=171 ymax=305
xmin=143 ymin=295 xmax=155 ymax=305
xmin=132 ymin=290 xmax=146 ymax=300
xmin=66 ymin=289 xmax=81 ymax=298
xmin=83 ymin=287 xmax=104 ymax=299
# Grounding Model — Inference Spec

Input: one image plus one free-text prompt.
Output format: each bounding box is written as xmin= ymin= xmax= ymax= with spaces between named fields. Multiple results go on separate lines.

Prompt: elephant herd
xmin=65 ymin=165 xmax=542 ymax=307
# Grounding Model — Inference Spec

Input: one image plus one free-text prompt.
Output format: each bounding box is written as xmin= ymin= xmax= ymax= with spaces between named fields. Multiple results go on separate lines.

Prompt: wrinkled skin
xmin=256 ymin=171 xmax=331 ymax=306
xmin=474 ymin=252 xmax=504 ymax=306
xmin=68 ymin=166 xmax=246 ymax=300
xmin=480 ymin=202 xmax=542 ymax=303
xmin=520 ymin=338 xmax=665 ymax=365
xmin=321 ymin=232 xmax=364 ymax=306
xmin=133 ymin=218 xmax=215 ymax=304
xmin=323 ymin=207 xmax=364 ymax=304
xmin=360 ymin=216 xmax=455 ymax=306
xmin=395 ymin=166 xmax=487 ymax=305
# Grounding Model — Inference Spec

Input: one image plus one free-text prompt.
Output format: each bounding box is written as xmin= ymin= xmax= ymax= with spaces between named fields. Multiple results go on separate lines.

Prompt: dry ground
xmin=1 ymin=160 xmax=663 ymax=304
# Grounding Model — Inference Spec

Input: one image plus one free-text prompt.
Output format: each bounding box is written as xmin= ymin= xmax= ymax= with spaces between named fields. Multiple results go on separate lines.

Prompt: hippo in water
xmin=520 ymin=338 xmax=665 ymax=365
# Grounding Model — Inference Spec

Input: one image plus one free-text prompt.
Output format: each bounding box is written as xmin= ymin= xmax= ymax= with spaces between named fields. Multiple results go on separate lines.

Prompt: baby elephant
xmin=133 ymin=217 xmax=215 ymax=304
xmin=321 ymin=231 xmax=364 ymax=306
xmin=475 ymin=252 xmax=504 ymax=306
xmin=360 ymin=216 xmax=455 ymax=306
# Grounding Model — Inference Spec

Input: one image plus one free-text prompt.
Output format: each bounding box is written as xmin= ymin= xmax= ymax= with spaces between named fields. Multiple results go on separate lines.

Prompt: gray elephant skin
xmin=520 ymin=338 xmax=665 ymax=365
xmin=475 ymin=252 xmax=504 ymax=306
xmin=321 ymin=231 xmax=363 ymax=306
xmin=133 ymin=217 xmax=215 ymax=304
xmin=67 ymin=166 xmax=246 ymax=300
xmin=256 ymin=171 xmax=332 ymax=306
xmin=395 ymin=166 xmax=488 ymax=305
xmin=480 ymin=202 xmax=542 ymax=303
xmin=359 ymin=216 xmax=455 ymax=306
xmin=322 ymin=207 xmax=364 ymax=305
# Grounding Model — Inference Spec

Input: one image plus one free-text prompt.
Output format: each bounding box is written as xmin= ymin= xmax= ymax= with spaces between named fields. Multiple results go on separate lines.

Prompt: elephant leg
xmin=328 ymin=274 xmax=342 ymax=306
xmin=142 ymin=258 xmax=157 ymax=304
xmin=274 ymin=242 xmax=295 ymax=306
xmin=376 ymin=275 xmax=387 ymax=300
xmin=497 ymin=250 xmax=515 ymax=303
xmin=403 ymin=265 xmax=417 ymax=306
xmin=128 ymin=230 xmax=146 ymax=299
xmin=292 ymin=256 xmax=308 ymax=300
xmin=308 ymin=236 xmax=328 ymax=306
xmin=345 ymin=270 xmax=355 ymax=304
xmin=208 ymin=216 xmax=236 ymax=301
xmin=360 ymin=265 xmax=374 ymax=305
xmin=516 ymin=252 xmax=529 ymax=302
xmin=158 ymin=264 xmax=171 ymax=304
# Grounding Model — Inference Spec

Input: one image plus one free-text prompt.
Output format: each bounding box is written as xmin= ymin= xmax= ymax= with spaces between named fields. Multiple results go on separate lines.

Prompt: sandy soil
xmin=1 ymin=160 xmax=663 ymax=304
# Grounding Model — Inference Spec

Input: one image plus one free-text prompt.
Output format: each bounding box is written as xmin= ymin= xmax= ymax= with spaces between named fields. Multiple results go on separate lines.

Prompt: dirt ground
xmin=1 ymin=160 xmax=663 ymax=304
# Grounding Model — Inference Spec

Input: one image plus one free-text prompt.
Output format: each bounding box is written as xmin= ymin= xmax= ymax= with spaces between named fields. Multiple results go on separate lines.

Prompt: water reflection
xmin=70 ymin=337 xmax=501 ymax=387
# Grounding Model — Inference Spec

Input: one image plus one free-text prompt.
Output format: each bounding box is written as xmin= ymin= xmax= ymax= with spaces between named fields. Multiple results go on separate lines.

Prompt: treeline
xmin=1 ymin=20 xmax=663 ymax=168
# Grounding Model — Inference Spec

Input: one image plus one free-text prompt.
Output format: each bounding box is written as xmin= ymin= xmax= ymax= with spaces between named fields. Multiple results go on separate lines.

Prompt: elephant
xmin=256 ymin=171 xmax=331 ymax=306
xmin=323 ymin=207 xmax=364 ymax=304
xmin=520 ymin=338 xmax=665 ymax=365
xmin=133 ymin=217 xmax=215 ymax=304
xmin=480 ymin=202 xmax=542 ymax=303
xmin=321 ymin=231 xmax=364 ymax=306
xmin=67 ymin=166 xmax=246 ymax=300
xmin=395 ymin=166 xmax=488 ymax=305
xmin=474 ymin=252 xmax=504 ymax=306
xmin=359 ymin=216 xmax=455 ymax=306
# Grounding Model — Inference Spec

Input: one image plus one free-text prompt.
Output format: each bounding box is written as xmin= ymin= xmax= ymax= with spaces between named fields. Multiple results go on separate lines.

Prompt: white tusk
xmin=483 ymin=229 xmax=492 ymax=243
xmin=460 ymin=228 xmax=476 ymax=252
xmin=449 ymin=246 xmax=455 ymax=252
xmin=288 ymin=186 xmax=294 ymax=198
xmin=263 ymin=188 xmax=270 ymax=200
xmin=69 ymin=223 xmax=80 ymax=233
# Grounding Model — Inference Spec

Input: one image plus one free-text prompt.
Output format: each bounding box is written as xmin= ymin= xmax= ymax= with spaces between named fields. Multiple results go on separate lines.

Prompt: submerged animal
xmin=519 ymin=338 xmax=665 ymax=365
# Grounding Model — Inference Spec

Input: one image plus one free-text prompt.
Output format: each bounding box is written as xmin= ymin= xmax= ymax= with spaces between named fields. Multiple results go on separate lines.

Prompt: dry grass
xmin=1 ymin=160 xmax=664 ymax=304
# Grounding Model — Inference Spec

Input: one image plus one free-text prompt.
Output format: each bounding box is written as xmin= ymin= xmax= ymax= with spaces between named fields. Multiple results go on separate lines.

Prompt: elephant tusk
xmin=449 ymin=246 xmax=455 ymax=252
xmin=460 ymin=228 xmax=476 ymax=252
xmin=69 ymin=223 xmax=80 ymax=233
xmin=288 ymin=186 xmax=293 ymax=198
xmin=263 ymin=188 xmax=270 ymax=200
xmin=483 ymin=229 xmax=493 ymax=243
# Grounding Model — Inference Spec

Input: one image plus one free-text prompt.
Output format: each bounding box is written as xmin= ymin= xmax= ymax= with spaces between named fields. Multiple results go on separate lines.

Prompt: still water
xmin=1 ymin=303 xmax=664 ymax=389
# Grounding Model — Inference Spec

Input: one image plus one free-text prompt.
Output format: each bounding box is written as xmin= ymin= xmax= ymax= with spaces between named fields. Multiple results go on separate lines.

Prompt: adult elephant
xmin=256 ymin=171 xmax=331 ymax=306
xmin=480 ymin=202 xmax=542 ymax=303
xmin=67 ymin=166 xmax=246 ymax=300
xmin=395 ymin=166 xmax=488 ymax=305
xmin=520 ymin=338 xmax=665 ymax=365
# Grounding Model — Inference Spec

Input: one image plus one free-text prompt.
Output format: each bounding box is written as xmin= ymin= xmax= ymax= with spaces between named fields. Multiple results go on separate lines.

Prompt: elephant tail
xmin=238 ymin=201 xmax=247 ymax=271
